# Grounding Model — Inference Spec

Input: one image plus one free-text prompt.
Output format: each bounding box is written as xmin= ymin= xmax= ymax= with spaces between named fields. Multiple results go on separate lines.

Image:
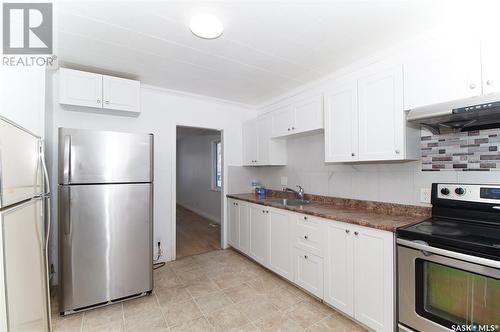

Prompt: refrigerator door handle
xmin=40 ymin=140 xmax=50 ymax=196
xmin=63 ymin=135 xmax=71 ymax=184
xmin=61 ymin=187 xmax=71 ymax=236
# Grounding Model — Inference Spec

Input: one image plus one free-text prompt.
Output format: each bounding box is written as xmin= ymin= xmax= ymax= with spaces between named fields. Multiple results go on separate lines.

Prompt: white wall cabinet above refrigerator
xmin=59 ymin=68 xmax=140 ymax=114
xmin=271 ymin=95 xmax=324 ymax=137
xmin=324 ymin=63 xmax=419 ymax=163
xmin=242 ymin=114 xmax=286 ymax=166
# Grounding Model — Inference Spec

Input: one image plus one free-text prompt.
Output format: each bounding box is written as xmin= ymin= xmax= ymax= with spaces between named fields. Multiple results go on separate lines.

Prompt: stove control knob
xmin=455 ymin=187 xmax=465 ymax=195
xmin=440 ymin=188 xmax=450 ymax=196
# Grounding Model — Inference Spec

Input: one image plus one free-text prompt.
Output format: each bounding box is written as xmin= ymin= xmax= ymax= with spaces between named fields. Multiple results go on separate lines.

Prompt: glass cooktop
xmin=398 ymin=218 xmax=500 ymax=260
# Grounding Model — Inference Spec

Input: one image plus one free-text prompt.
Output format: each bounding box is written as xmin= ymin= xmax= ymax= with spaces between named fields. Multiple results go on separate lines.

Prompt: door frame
xmin=171 ymin=125 xmax=226 ymax=261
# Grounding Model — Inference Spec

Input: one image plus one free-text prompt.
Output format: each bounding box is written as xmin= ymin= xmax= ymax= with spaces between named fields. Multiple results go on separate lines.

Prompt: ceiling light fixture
xmin=189 ymin=14 xmax=223 ymax=39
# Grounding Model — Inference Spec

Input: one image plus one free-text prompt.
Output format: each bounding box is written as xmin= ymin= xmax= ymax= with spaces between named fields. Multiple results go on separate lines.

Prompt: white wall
xmin=176 ymin=133 xmax=221 ymax=223
xmin=239 ymin=132 xmax=500 ymax=207
xmin=45 ymin=71 xmax=256 ymax=284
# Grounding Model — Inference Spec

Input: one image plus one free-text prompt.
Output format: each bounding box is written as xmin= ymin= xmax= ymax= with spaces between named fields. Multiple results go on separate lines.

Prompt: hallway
xmin=176 ymin=205 xmax=221 ymax=259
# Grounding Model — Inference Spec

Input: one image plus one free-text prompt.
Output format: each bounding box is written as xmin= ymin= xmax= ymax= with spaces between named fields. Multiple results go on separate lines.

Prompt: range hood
xmin=407 ymin=93 xmax=500 ymax=134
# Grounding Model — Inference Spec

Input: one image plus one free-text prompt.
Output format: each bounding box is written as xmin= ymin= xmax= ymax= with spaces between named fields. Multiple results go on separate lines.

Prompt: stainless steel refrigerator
xmin=58 ymin=128 xmax=153 ymax=314
xmin=0 ymin=117 xmax=51 ymax=331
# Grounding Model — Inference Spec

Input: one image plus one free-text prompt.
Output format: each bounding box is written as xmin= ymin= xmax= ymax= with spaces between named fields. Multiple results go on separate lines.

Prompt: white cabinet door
xmin=59 ymin=68 xmax=103 ymax=108
xmin=324 ymin=80 xmax=358 ymax=162
xmin=256 ymin=115 xmax=271 ymax=165
xmin=271 ymin=104 xmax=294 ymax=137
xmin=353 ymin=226 xmax=394 ymax=332
xmin=249 ymin=204 xmax=269 ymax=266
xmin=102 ymin=75 xmax=140 ymax=113
xmin=239 ymin=203 xmax=250 ymax=254
xmin=293 ymin=95 xmax=323 ymax=134
xmin=404 ymin=37 xmax=482 ymax=110
xmin=268 ymin=208 xmax=293 ymax=281
xmin=293 ymin=248 xmax=323 ymax=298
xmin=228 ymin=200 xmax=240 ymax=249
xmin=242 ymin=119 xmax=258 ymax=166
xmin=358 ymin=65 xmax=404 ymax=161
xmin=481 ymin=35 xmax=500 ymax=95
xmin=324 ymin=222 xmax=354 ymax=316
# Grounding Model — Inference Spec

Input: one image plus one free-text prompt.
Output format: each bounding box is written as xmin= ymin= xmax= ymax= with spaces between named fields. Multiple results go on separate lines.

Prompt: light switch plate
xmin=420 ymin=188 xmax=431 ymax=204
xmin=280 ymin=176 xmax=288 ymax=186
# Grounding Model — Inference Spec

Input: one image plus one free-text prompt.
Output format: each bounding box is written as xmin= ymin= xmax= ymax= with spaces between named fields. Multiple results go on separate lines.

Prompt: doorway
xmin=175 ymin=126 xmax=222 ymax=259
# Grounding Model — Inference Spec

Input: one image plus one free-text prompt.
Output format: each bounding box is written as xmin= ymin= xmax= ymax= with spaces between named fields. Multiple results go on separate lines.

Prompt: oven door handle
xmin=397 ymin=238 xmax=500 ymax=269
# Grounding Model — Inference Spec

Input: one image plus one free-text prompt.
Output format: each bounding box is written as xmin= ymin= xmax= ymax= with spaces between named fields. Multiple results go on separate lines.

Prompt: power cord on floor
xmin=153 ymin=242 xmax=166 ymax=270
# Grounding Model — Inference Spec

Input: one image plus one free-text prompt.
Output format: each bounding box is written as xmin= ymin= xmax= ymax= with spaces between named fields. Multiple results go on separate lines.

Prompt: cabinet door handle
xmin=354 ymin=231 xmax=359 ymax=236
xmin=97 ymin=99 xmax=101 ymax=104
xmin=469 ymin=83 xmax=477 ymax=89
xmin=304 ymin=235 xmax=308 ymax=240
xmin=345 ymin=229 xmax=350 ymax=234
xmin=105 ymin=100 xmax=109 ymax=104
xmin=292 ymin=126 xmax=295 ymax=130
xmin=395 ymin=149 xmax=400 ymax=154
xmin=487 ymin=79 xmax=494 ymax=86
xmin=303 ymin=216 xmax=308 ymax=221
xmin=266 ymin=210 xmax=269 ymax=214
xmin=304 ymin=255 xmax=308 ymax=259
xmin=287 ymin=128 xmax=291 ymax=131
xmin=351 ymin=153 xmax=355 ymax=157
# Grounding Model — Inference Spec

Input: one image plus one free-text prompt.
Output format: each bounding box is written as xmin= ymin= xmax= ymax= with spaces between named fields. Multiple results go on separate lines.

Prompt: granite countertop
xmin=227 ymin=192 xmax=431 ymax=232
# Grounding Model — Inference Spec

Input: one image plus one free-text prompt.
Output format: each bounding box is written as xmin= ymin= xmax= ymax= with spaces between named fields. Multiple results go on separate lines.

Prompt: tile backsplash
xmin=421 ymin=128 xmax=500 ymax=171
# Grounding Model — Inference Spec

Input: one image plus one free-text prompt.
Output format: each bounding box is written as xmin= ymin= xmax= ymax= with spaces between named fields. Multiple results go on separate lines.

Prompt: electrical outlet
xmin=420 ymin=188 xmax=431 ymax=204
xmin=280 ymin=176 xmax=288 ymax=186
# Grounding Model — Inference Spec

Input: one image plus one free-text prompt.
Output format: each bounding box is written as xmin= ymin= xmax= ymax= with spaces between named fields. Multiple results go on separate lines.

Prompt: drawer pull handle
xmin=354 ymin=231 xmax=359 ymax=236
xmin=304 ymin=235 xmax=308 ymax=240
xmin=345 ymin=229 xmax=350 ymax=234
xmin=304 ymin=255 xmax=308 ymax=259
xmin=303 ymin=216 xmax=307 ymax=220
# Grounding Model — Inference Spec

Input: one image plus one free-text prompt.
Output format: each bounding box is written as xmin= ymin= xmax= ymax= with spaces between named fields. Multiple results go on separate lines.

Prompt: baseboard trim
xmin=176 ymin=202 xmax=221 ymax=224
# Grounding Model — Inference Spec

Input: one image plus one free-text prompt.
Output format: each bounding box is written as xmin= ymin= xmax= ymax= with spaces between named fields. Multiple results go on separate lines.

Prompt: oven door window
xmin=416 ymin=259 xmax=500 ymax=328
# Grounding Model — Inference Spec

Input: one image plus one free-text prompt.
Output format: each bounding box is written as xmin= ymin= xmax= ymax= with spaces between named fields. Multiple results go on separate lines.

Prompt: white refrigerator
xmin=0 ymin=117 xmax=51 ymax=331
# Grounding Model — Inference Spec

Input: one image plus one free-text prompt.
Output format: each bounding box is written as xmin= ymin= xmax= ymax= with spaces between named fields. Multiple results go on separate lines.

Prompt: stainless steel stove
xmin=397 ymin=183 xmax=500 ymax=332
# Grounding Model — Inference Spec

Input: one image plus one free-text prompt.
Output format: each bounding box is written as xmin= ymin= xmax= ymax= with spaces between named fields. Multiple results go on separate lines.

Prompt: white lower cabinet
xmin=239 ymin=203 xmax=250 ymax=253
xmin=228 ymin=199 xmax=240 ymax=249
xmin=268 ymin=208 xmax=293 ymax=281
xmin=293 ymin=248 xmax=323 ymax=298
xmin=249 ymin=205 xmax=269 ymax=266
xmin=324 ymin=221 xmax=394 ymax=332
xmin=227 ymin=199 xmax=395 ymax=332
xmin=324 ymin=222 xmax=355 ymax=316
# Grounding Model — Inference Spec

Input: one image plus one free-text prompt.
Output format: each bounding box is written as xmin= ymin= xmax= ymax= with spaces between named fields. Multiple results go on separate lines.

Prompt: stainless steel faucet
xmin=283 ymin=185 xmax=305 ymax=201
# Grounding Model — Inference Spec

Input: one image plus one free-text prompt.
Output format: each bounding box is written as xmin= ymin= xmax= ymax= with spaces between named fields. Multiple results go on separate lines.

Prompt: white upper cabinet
xmin=324 ymin=79 xmax=358 ymax=162
xmin=271 ymin=94 xmax=323 ymax=137
xmin=293 ymin=95 xmax=324 ymax=134
xmin=242 ymin=114 xmax=286 ymax=166
xmin=358 ymin=64 xmax=404 ymax=161
xmin=271 ymin=104 xmax=294 ymax=137
xmin=403 ymin=36 xmax=482 ymax=110
xmin=481 ymin=34 xmax=500 ymax=95
xmin=59 ymin=68 xmax=140 ymax=114
xmin=324 ymin=63 xmax=418 ymax=163
xmin=59 ymin=68 xmax=103 ymax=108
xmin=102 ymin=75 xmax=140 ymax=112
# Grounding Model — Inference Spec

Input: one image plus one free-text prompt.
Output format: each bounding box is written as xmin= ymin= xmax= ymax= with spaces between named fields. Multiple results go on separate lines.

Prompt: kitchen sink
xmin=265 ymin=198 xmax=311 ymax=206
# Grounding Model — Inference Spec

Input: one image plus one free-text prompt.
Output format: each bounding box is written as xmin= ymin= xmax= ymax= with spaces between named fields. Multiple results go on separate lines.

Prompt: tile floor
xmin=51 ymin=249 xmax=367 ymax=332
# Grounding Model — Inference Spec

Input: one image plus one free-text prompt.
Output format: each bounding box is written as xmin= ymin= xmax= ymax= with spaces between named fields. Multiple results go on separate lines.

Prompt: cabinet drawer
xmin=293 ymin=248 xmax=323 ymax=298
xmin=294 ymin=214 xmax=325 ymax=257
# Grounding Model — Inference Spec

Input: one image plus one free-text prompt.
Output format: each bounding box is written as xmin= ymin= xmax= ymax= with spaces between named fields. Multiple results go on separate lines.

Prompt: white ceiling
xmin=56 ymin=0 xmax=446 ymax=105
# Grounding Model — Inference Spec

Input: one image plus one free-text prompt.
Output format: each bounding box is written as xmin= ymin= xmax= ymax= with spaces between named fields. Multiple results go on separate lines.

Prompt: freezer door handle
xmin=44 ymin=196 xmax=51 ymax=249
xmin=63 ymin=135 xmax=71 ymax=184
